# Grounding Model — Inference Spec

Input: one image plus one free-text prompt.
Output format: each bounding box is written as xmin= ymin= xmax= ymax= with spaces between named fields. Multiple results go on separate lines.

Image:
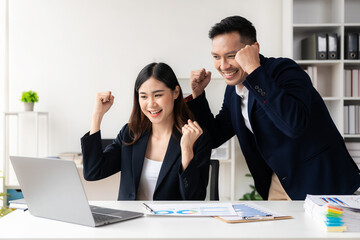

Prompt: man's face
xmin=211 ymin=32 xmax=247 ymax=86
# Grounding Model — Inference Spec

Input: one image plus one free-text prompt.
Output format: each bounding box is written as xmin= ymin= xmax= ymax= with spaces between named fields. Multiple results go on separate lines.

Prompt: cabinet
xmin=283 ymin=0 xmax=360 ymax=170
xmin=3 ymin=112 xmax=49 ymax=205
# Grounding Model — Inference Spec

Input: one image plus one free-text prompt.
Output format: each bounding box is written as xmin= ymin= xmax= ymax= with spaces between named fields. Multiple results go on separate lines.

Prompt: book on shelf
xmin=344 ymin=105 xmax=360 ymax=135
xmin=304 ymin=194 xmax=360 ymax=232
xmin=345 ymin=142 xmax=360 ymax=169
xmin=344 ymin=69 xmax=360 ymax=97
xmin=215 ymin=202 xmax=292 ymax=223
xmin=8 ymin=198 xmax=27 ymax=210
xmin=303 ymin=66 xmax=317 ymax=89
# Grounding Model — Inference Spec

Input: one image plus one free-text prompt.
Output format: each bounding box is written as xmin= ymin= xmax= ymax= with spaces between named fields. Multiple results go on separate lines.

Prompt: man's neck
xmin=236 ymin=83 xmax=244 ymax=92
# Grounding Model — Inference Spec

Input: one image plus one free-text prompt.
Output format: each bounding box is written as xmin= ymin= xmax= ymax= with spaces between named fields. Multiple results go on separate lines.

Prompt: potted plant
xmin=20 ymin=90 xmax=39 ymax=111
xmin=239 ymin=174 xmax=263 ymax=200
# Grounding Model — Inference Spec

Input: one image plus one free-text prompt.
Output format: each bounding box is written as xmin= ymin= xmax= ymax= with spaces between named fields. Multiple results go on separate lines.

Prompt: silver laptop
xmin=10 ymin=156 xmax=143 ymax=227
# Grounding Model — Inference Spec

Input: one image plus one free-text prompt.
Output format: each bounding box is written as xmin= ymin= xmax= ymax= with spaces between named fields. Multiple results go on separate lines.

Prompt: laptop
xmin=10 ymin=156 xmax=144 ymax=227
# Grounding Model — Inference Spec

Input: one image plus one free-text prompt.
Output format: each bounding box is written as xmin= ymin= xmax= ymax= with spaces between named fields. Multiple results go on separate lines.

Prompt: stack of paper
xmin=304 ymin=194 xmax=360 ymax=232
xmin=9 ymin=198 xmax=27 ymax=210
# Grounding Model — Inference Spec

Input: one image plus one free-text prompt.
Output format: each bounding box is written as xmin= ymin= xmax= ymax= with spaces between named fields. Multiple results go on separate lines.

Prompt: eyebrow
xmin=211 ymin=50 xmax=239 ymax=55
xmin=139 ymin=89 xmax=165 ymax=95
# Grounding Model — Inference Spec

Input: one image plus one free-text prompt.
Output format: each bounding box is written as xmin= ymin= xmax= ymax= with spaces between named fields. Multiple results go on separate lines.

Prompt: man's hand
xmin=190 ymin=68 xmax=211 ymax=98
xmin=235 ymin=44 xmax=260 ymax=75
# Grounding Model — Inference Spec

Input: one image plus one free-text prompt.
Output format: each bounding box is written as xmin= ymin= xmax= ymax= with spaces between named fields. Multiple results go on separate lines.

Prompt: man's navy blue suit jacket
xmin=81 ymin=124 xmax=211 ymax=200
xmin=188 ymin=54 xmax=360 ymax=200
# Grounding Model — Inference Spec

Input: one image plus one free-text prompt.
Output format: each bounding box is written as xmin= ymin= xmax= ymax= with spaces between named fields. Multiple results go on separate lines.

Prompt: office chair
xmin=209 ymin=159 xmax=220 ymax=201
xmin=101 ymin=139 xmax=115 ymax=149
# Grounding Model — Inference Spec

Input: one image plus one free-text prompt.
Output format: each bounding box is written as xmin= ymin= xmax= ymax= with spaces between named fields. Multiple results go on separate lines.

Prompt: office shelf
xmin=3 ymin=112 xmax=49 ymax=206
xmin=283 ymin=0 xmax=360 ymax=172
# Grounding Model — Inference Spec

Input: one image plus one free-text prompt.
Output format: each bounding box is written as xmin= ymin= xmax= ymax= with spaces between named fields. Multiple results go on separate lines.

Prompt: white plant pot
xmin=24 ymin=102 xmax=34 ymax=111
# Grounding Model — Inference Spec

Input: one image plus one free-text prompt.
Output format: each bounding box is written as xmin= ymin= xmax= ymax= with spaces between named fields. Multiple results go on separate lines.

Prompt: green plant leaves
xmin=0 ymin=170 xmax=13 ymax=218
xmin=20 ymin=90 xmax=39 ymax=103
xmin=239 ymin=174 xmax=263 ymax=201
xmin=0 ymin=207 xmax=13 ymax=217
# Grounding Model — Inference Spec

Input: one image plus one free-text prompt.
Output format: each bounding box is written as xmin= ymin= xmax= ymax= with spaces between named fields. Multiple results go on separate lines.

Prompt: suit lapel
xmin=234 ymin=90 xmax=257 ymax=158
xmin=155 ymin=131 xmax=181 ymax=191
xmin=132 ymin=130 xmax=151 ymax=190
xmin=247 ymin=90 xmax=255 ymax=126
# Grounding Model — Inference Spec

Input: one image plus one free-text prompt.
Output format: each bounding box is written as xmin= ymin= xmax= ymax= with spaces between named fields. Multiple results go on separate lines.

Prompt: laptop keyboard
xmin=92 ymin=212 xmax=121 ymax=224
xmin=89 ymin=205 xmax=143 ymax=225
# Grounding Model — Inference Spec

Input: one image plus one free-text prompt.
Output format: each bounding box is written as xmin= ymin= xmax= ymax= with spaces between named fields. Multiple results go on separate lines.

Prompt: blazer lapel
xmin=132 ymin=130 xmax=151 ymax=190
xmin=247 ymin=90 xmax=255 ymax=126
xmin=234 ymin=91 xmax=257 ymax=158
xmin=155 ymin=131 xmax=181 ymax=190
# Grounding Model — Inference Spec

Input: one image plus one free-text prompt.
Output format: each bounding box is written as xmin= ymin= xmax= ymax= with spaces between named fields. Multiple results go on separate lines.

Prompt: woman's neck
xmin=151 ymin=121 xmax=174 ymax=138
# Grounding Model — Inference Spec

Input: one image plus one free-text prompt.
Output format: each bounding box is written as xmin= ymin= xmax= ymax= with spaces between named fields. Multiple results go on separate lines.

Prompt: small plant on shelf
xmin=20 ymin=90 xmax=39 ymax=111
xmin=239 ymin=174 xmax=263 ymax=201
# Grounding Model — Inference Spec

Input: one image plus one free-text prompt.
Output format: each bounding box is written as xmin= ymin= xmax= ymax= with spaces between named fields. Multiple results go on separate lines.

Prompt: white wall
xmin=3 ymin=0 xmax=283 ymax=199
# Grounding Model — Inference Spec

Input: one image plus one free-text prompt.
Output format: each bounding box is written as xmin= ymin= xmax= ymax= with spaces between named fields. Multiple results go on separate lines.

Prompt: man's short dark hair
xmin=209 ymin=16 xmax=257 ymax=44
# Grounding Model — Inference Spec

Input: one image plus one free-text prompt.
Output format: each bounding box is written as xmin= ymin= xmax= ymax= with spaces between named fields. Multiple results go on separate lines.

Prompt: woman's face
xmin=138 ymin=77 xmax=179 ymax=127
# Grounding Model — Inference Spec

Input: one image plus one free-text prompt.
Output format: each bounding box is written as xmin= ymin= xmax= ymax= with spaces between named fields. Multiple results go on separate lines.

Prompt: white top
xmin=136 ymin=157 xmax=163 ymax=200
xmin=236 ymin=85 xmax=253 ymax=133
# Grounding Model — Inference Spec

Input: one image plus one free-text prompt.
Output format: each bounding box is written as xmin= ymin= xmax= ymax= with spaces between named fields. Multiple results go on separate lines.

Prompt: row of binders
xmin=304 ymin=195 xmax=360 ymax=232
xmin=344 ymin=105 xmax=360 ymax=134
xmin=345 ymin=142 xmax=360 ymax=170
xmin=301 ymin=33 xmax=338 ymax=60
xmin=344 ymin=69 xmax=360 ymax=97
xmin=301 ymin=33 xmax=360 ymax=60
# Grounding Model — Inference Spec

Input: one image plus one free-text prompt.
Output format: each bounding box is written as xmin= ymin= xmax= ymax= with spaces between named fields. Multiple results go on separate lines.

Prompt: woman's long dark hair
xmin=126 ymin=62 xmax=194 ymax=145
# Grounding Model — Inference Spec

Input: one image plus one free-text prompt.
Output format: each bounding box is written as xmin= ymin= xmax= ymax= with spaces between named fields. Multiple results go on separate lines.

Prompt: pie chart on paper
xmin=176 ymin=209 xmax=198 ymax=215
xmin=154 ymin=210 xmax=174 ymax=215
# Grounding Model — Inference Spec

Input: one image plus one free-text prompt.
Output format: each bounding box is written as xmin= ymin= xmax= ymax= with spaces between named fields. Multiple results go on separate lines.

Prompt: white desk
xmin=0 ymin=201 xmax=359 ymax=240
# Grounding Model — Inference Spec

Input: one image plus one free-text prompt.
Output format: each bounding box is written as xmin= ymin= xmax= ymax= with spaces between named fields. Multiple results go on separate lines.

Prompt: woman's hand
xmin=93 ymin=91 xmax=114 ymax=117
xmin=180 ymin=120 xmax=203 ymax=170
xmin=90 ymin=91 xmax=114 ymax=134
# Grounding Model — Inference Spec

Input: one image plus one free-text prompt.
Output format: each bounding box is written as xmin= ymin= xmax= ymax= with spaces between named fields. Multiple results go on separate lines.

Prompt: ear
xmin=254 ymin=42 xmax=260 ymax=52
xmin=173 ymin=86 xmax=180 ymax=100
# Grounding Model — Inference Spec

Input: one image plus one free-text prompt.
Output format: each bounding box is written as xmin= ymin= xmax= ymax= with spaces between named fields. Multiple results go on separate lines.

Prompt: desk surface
xmin=1 ymin=201 xmax=359 ymax=240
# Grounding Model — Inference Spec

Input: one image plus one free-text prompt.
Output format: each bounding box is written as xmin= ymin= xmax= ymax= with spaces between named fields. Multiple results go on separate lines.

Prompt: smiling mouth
xmin=149 ymin=109 xmax=162 ymax=117
xmin=222 ymin=70 xmax=238 ymax=78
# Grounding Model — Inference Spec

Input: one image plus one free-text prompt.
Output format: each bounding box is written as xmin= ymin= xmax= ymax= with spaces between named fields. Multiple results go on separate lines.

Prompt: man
xmin=187 ymin=16 xmax=360 ymax=200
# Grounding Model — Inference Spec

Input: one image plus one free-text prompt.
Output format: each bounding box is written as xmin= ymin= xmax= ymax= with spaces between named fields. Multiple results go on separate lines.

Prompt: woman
xmin=81 ymin=62 xmax=211 ymax=200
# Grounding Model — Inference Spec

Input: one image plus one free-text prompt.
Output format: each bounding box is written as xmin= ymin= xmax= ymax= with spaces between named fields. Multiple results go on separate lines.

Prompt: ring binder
xmin=345 ymin=33 xmax=358 ymax=59
xmin=301 ymin=33 xmax=327 ymax=60
xmin=327 ymin=33 xmax=338 ymax=59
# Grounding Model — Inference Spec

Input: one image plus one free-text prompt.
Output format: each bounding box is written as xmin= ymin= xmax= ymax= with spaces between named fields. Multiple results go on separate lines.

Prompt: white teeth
xmin=150 ymin=110 xmax=161 ymax=114
xmin=223 ymin=71 xmax=237 ymax=76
